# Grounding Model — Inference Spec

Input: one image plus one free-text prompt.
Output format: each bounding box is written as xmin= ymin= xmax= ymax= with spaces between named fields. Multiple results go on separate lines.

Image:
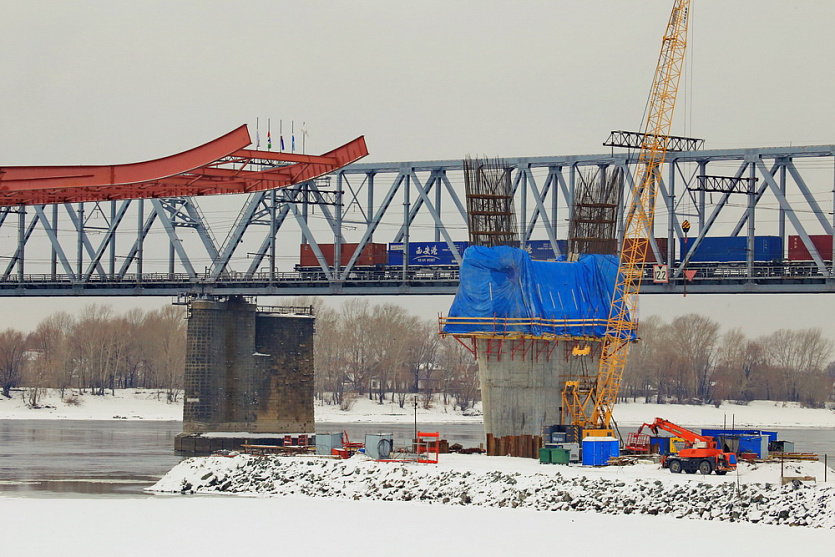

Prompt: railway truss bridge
xmin=2 ymin=127 xmax=835 ymax=299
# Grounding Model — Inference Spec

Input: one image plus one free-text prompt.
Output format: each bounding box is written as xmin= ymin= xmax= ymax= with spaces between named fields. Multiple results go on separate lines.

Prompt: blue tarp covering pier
xmin=442 ymin=246 xmax=632 ymax=339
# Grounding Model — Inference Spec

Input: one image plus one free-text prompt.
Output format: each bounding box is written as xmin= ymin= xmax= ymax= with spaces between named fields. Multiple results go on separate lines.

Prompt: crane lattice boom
xmin=565 ymin=0 xmax=691 ymax=431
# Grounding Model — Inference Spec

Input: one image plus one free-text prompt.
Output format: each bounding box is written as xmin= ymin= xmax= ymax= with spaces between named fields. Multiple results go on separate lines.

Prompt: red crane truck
xmin=627 ymin=418 xmax=738 ymax=475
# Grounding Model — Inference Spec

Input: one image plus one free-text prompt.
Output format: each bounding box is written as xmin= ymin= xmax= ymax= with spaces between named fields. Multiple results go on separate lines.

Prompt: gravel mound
xmin=149 ymin=455 xmax=835 ymax=528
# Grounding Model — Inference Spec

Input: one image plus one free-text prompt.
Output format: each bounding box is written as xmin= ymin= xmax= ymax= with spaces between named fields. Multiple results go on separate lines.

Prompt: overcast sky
xmin=2 ymin=1 xmax=835 ymax=340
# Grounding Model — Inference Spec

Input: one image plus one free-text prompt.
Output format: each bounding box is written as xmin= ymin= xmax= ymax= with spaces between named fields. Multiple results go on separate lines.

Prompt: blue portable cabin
xmin=701 ymin=428 xmax=776 ymax=459
xmin=582 ymin=437 xmax=619 ymax=466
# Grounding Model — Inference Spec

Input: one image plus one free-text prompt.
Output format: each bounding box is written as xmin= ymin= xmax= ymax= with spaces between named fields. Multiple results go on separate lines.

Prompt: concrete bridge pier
xmin=476 ymin=338 xmax=601 ymax=439
xmin=175 ymin=296 xmax=315 ymax=452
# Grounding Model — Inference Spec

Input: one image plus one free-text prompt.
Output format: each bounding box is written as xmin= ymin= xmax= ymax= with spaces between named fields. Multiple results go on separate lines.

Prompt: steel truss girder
xmin=1 ymin=144 xmax=835 ymax=296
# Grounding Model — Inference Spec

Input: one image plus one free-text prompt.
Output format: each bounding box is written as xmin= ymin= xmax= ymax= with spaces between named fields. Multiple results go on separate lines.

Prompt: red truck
xmin=626 ymin=417 xmax=738 ymax=475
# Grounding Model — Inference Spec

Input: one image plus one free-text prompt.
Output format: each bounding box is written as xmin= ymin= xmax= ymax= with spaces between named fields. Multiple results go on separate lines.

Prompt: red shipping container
xmin=622 ymin=237 xmax=670 ymax=263
xmin=787 ymin=235 xmax=832 ymax=261
xmin=299 ymin=243 xmax=387 ymax=268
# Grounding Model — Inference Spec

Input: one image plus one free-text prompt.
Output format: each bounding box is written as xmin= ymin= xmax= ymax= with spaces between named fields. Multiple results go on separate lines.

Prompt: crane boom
xmin=564 ymin=0 xmax=691 ymax=431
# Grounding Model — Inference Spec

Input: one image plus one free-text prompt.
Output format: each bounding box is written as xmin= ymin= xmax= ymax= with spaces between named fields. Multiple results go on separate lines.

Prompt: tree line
xmin=622 ymin=313 xmax=835 ymax=407
xmin=1 ymin=300 xmax=832 ymax=411
xmin=0 ymin=304 xmax=186 ymax=405
xmin=310 ymin=298 xmax=480 ymax=412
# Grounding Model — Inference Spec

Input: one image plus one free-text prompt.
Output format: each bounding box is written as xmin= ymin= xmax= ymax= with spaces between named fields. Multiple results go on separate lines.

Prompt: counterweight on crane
xmin=562 ymin=0 xmax=691 ymax=433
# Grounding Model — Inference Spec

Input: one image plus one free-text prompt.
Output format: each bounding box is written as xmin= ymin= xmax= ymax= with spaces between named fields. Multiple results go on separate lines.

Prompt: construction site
xmin=434 ymin=0 xmax=813 ymax=471
xmin=167 ymin=0 xmax=818 ymax=472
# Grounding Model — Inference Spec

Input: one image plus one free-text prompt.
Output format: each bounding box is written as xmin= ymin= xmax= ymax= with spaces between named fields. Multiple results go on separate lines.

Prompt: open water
xmin=0 ymin=420 xmax=832 ymax=498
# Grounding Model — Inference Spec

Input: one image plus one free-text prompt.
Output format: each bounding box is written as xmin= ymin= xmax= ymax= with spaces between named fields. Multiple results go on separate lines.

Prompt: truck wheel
xmin=669 ymin=459 xmax=682 ymax=474
xmin=698 ymin=460 xmax=713 ymax=475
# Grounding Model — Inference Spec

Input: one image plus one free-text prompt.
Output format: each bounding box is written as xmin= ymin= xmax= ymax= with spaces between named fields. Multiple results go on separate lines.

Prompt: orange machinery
xmin=626 ymin=418 xmax=737 ymax=475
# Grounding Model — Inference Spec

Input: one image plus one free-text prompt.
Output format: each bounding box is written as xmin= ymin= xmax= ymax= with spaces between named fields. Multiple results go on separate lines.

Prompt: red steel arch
xmin=0 ymin=124 xmax=368 ymax=206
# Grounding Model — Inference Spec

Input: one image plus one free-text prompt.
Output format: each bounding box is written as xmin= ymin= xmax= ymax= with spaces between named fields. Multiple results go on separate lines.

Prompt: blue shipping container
xmin=680 ymin=236 xmax=783 ymax=263
xmin=524 ymin=239 xmax=568 ymax=261
xmin=388 ymin=241 xmax=468 ymax=267
xmin=582 ymin=437 xmax=619 ymax=466
xmin=701 ymin=429 xmax=778 ymax=443
xmin=738 ymin=435 xmax=769 ymax=459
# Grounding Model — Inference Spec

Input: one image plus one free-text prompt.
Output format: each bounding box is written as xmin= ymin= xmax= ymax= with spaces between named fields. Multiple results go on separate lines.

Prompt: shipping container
xmin=622 ymin=237 xmax=671 ymax=263
xmin=387 ymin=241 xmax=468 ymax=267
xmin=701 ymin=428 xmax=778 ymax=444
xmin=581 ymin=436 xmax=619 ymax=466
xmin=299 ymin=243 xmax=388 ymax=268
xmin=680 ymin=236 xmax=783 ymax=263
xmin=738 ymin=435 xmax=769 ymax=459
xmin=787 ymin=234 xmax=833 ymax=261
xmin=524 ymin=239 xmax=568 ymax=261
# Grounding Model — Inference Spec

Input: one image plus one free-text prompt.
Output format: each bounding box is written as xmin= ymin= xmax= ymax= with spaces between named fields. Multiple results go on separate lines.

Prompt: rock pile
xmin=150 ymin=455 xmax=835 ymax=529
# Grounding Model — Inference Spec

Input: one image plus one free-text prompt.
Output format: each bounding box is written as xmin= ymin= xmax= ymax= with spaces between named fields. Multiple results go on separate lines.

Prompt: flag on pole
xmin=291 ymin=120 xmax=295 ymax=153
xmin=267 ymin=130 xmax=272 ymax=150
xmin=280 ymin=119 xmax=284 ymax=151
xmin=280 ymin=135 xmax=285 ymax=151
xmin=256 ymin=118 xmax=261 ymax=149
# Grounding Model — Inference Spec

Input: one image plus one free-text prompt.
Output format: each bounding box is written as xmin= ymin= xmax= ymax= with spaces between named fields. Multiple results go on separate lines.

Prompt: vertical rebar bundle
xmin=463 ymin=157 xmax=518 ymax=247
xmin=568 ymin=167 xmax=622 ymax=259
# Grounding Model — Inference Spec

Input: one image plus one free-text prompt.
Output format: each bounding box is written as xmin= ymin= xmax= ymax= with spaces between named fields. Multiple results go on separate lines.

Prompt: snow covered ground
xmin=4 ymin=495 xmax=833 ymax=556
xmin=0 ymin=389 xmax=182 ymax=420
xmin=3 ymin=388 xmax=835 ymax=430
xmin=2 ymin=390 xmax=835 ymax=554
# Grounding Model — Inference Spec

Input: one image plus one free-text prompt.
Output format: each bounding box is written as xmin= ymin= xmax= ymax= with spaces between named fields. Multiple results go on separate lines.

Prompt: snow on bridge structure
xmin=2 ymin=135 xmax=835 ymax=297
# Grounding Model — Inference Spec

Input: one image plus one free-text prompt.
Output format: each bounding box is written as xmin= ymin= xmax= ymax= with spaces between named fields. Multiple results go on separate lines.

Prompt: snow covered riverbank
xmin=149 ymin=453 xmax=835 ymax=529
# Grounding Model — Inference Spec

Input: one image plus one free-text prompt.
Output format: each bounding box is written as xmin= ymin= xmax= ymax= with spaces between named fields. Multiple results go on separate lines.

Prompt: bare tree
xmin=68 ymin=304 xmax=129 ymax=395
xmin=622 ymin=315 xmax=665 ymax=402
xmin=437 ymin=336 xmax=480 ymax=411
xmin=663 ymin=314 xmax=720 ymax=403
xmin=313 ymin=303 xmax=345 ymax=404
xmin=339 ymin=298 xmax=373 ymax=396
xmin=0 ymin=329 xmax=28 ymax=398
xmin=28 ymin=312 xmax=75 ymax=397
xmin=364 ymin=303 xmax=415 ymax=404
xmin=712 ymin=328 xmax=769 ymax=403
xmin=139 ymin=305 xmax=187 ymax=402
xmin=762 ymin=328 xmax=833 ymax=406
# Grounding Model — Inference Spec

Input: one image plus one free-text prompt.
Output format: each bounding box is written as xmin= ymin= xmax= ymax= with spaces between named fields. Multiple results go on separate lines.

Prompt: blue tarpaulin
xmin=443 ymin=246 xmax=632 ymax=339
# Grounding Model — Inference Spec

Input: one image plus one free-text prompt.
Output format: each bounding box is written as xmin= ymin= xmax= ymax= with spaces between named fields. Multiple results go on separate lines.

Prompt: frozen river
xmin=0 ymin=420 xmax=832 ymax=497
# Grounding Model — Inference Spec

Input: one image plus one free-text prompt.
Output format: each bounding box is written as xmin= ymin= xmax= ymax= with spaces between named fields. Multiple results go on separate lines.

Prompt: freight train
xmin=295 ymin=235 xmax=834 ymax=277
xmin=298 ymin=239 xmax=567 ymax=273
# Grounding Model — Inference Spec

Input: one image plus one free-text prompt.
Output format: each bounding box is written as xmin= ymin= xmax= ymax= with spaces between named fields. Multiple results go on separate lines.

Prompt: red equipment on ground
xmin=627 ymin=418 xmax=738 ymax=475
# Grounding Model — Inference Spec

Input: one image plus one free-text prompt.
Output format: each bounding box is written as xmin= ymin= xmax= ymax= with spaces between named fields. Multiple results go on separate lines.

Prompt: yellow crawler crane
xmin=563 ymin=0 xmax=691 ymax=434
